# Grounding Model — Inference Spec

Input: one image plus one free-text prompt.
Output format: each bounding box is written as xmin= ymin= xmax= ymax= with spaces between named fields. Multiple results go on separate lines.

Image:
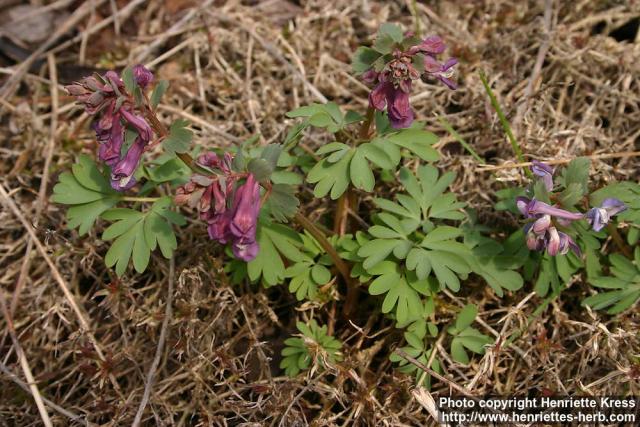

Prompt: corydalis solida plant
xmin=174 ymin=153 xmax=262 ymax=261
xmin=61 ymin=64 xmax=289 ymax=271
xmin=516 ymin=160 xmax=626 ymax=257
xmin=66 ymin=66 xmax=154 ymax=191
xmin=353 ymin=24 xmax=458 ymax=128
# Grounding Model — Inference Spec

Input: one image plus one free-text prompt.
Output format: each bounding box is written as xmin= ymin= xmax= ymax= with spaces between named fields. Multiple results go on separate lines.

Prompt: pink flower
xmin=361 ymin=34 xmax=458 ymax=129
xmin=132 ymin=64 xmax=154 ymax=89
xmin=369 ymin=81 xmax=414 ymax=128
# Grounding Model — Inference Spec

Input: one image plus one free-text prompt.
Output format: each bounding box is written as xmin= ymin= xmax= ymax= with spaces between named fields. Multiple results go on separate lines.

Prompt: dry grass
xmin=0 ymin=0 xmax=639 ymax=425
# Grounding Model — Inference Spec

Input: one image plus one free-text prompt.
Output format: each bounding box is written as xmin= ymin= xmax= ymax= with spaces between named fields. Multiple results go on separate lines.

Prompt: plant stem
xmin=335 ymin=107 xmax=375 ymax=315
xmin=293 ymin=212 xmax=353 ymax=287
xmin=607 ymin=223 xmax=633 ymax=259
xmin=479 ymin=71 xmax=532 ymax=178
xmin=122 ymin=196 xmax=161 ymax=202
xmin=358 ymin=106 xmax=376 ymax=140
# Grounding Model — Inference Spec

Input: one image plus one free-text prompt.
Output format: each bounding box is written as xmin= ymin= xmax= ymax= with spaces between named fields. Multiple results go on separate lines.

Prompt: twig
xmin=0 ymin=0 xmax=109 ymax=103
xmin=0 ymin=291 xmax=53 ymax=427
xmin=11 ymin=53 xmax=59 ymax=316
xmin=131 ymin=256 xmax=175 ymax=427
xmin=0 ymin=361 xmax=88 ymax=424
xmin=394 ymin=349 xmax=478 ymax=399
xmin=209 ymin=12 xmax=328 ymax=104
xmin=477 ymin=151 xmax=640 ymax=172
xmin=158 ymin=104 xmax=242 ymax=144
xmin=0 ymin=183 xmax=123 ymax=395
xmin=133 ymin=0 xmax=216 ymax=63
xmin=513 ymin=0 xmax=554 ymax=137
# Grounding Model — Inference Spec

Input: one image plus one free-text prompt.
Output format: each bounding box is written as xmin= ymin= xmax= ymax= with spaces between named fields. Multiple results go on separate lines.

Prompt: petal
xmin=418 ymin=36 xmax=446 ymax=54
xmin=386 ymin=87 xmax=414 ymax=129
xmin=368 ymin=82 xmax=388 ymax=111
xmin=232 ymin=239 xmax=260 ymax=261
xmin=532 ymin=215 xmax=551 ymax=234
xmin=546 ymin=227 xmax=560 ymax=256
xmin=112 ymin=137 xmax=145 ymax=179
xmin=601 ymin=198 xmax=627 ymax=217
xmin=528 ymin=200 xmax=584 ymax=221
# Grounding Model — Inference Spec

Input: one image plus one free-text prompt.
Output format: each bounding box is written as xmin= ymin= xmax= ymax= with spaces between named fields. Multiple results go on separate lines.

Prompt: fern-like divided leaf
xmin=389 ymin=315 xmax=441 ymax=388
xmin=246 ymin=219 xmax=305 ymax=286
xmin=102 ymin=197 xmax=185 ymax=276
xmin=306 ymin=128 xmax=439 ymax=199
xmin=358 ymin=165 xmax=524 ymax=323
xmin=584 ymin=248 xmax=640 ymax=314
xmin=52 ymin=154 xmax=121 ymax=235
xmin=280 ymin=320 xmax=343 ymax=377
xmin=284 ymin=233 xmax=334 ymax=301
xmin=447 ymin=304 xmax=493 ymax=365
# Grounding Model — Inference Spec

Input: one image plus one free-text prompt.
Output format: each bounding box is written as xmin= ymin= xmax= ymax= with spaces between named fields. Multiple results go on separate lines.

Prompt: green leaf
xmin=51 ymin=155 xmax=121 ymax=235
xmin=281 ymin=320 xmax=342 ymax=376
xmin=145 ymin=157 xmax=190 ymax=183
xmin=247 ymin=221 xmax=304 ymax=286
xmin=265 ymin=183 xmax=299 ymax=222
xmin=311 ymin=264 xmax=331 ymax=284
xmin=247 ymin=158 xmax=273 ymax=182
xmin=163 ymin=119 xmax=192 ymax=154
xmin=387 ymin=129 xmax=440 ymax=162
xmin=121 ymin=66 xmax=136 ymax=93
xmin=359 ymin=142 xmax=395 ymax=169
xmin=584 ymin=251 xmax=640 ymax=314
xmin=307 ymin=150 xmax=354 ymax=199
xmin=557 ymin=182 xmax=584 ymax=208
xmin=150 ymin=80 xmax=169 ymax=108
xmin=367 ymin=263 xmax=423 ymax=324
xmin=352 ymin=46 xmax=382 ymax=73
xmin=260 ymin=144 xmax=283 ymax=171
xmin=349 ymin=149 xmax=375 ymax=191
xmin=450 ymin=339 xmax=469 ymax=364
xmin=455 ymin=304 xmax=478 ymax=331
xmin=102 ymin=197 xmax=180 ymax=276
xmin=559 ymin=157 xmax=590 ymax=195
xmin=67 ymin=199 xmax=119 ymax=236
xmin=373 ymin=23 xmax=404 ymax=54
xmin=449 ymin=327 xmax=492 ymax=365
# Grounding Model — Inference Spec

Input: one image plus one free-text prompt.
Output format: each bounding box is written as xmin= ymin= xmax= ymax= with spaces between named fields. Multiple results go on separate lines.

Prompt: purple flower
xmin=409 ymin=35 xmax=446 ymax=55
xmin=132 ymin=64 xmax=154 ymax=89
xmin=66 ymin=74 xmax=118 ymax=115
xmin=120 ymin=109 xmax=153 ymax=142
xmin=586 ymin=198 xmax=626 ymax=232
xmin=530 ymin=161 xmax=555 ymax=192
xmin=423 ymin=56 xmax=458 ymax=90
xmin=369 ymin=81 xmax=414 ymax=128
xmin=361 ymin=33 xmax=457 ymax=129
xmin=207 ymin=211 xmax=233 ymax=244
xmin=229 ymin=175 xmax=261 ymax=241
xmin=110 ymin=138 xmax=145 ymax=191
xmin=516 ymin=197 xmax=584 ymax=221
xmin=94 ymin=105 xmax=124 ymax=166
xmin=518 ymin=197 xmax=582 ymax=257
xmin=558 ymin=231 xmax=580 ymax=256
xmin=176 ymin=153 xmax=263 ymax=262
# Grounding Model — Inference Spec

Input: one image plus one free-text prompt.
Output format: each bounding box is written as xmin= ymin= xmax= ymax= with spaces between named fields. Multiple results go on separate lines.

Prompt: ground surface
xmin=0 ymin=0 xmax=639 ymax=425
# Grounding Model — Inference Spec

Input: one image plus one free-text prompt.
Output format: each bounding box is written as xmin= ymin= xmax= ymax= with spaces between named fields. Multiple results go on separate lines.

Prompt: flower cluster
xmin=175 ymin=153 xmax=261 ymax=261
xmin=66 ymin=65 xmax=154 ymax=191
xmin=362 ymin=35 xmax=457 ymax=128
xmin=517 ymin=161 xmax=626 ymax=256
